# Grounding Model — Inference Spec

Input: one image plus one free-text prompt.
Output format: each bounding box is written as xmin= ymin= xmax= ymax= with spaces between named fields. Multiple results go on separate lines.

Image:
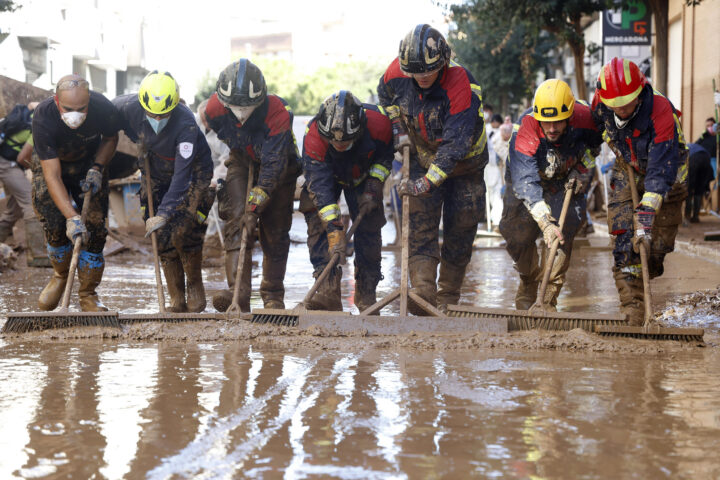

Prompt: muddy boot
xmin=38 ymin=243 xmax=72 ymax=311
xmin=24 ymin=217 xmax=51 ymax=267
xmin=260 ymin=255 xmax=286 ymax=311
xmin=212 ymin=248 xmax=251 ymax=312
xmin=437 ymin=261 xmax=466 ymax=311
xmin=355 ymin=269 xmax=380 ymax=313
xmin=305 ymin=265 xmax=343 ymax=311
xmin=613 ymin=268 xmax=645 ymax=326
xmin=180 ymin=249 xmax=206 ymax=312
xmin=408 ymin=256 xmax=438 ymax=316
xmin=160 ymin=253 xmax=187 ymax=313
xmin=538 ymin=248 xmax=567 ymax=311
xmin=514 ymin=246 xmax=541 ymax=310
xmin=77 ymin=251 xmax=109 ymax=312
xmin=0 ymin=224 xmax=12 ymax=244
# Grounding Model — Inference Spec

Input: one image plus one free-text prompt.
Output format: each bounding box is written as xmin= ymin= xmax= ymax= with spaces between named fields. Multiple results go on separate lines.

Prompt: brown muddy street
xmin=1 ymin=215 xmax=720 ymax=478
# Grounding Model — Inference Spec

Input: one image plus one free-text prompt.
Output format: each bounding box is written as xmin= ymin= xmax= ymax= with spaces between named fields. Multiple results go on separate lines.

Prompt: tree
xmin=467 ymin=0 xmax=614 ymax=100
xmin=449 ymin=1 xmax=557 ymax=114
xmin=0 ymin=0 xmax=18 ymax=12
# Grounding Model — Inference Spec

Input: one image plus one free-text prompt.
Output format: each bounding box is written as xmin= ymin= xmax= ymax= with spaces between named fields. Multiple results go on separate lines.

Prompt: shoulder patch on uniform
xmin=179 ymin=142 xmax=194 ymax=159
xmin=514 ymin=114 xmax=543 ymax=156
xmin=442 ymin=65 xmax=472 ymax=115
xmin=365 ymin=109 xmax=392 ymax=144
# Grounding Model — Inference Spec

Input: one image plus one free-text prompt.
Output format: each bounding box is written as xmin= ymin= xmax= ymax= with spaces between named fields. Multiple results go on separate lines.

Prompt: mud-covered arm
xmin=643 ymin=100 xmax=682 ymax=200
xmin=302 ymin=126 xmax=338 ymax=223
xmin=508 ymin=116 xmax=545 ymax=208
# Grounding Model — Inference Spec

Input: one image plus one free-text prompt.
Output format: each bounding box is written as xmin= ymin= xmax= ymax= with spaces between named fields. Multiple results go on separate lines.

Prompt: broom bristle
xmin=595 ymin=325 xmax=704 ymax=342
xmin=2 ymin=311 xmax=120 ymax=333
xmin=118 ymin=313 xmax=221 ymax=324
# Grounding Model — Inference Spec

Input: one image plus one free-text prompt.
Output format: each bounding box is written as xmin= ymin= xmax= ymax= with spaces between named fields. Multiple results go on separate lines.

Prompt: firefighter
xmin=499 ymin=79 xmax=602 ymax=310
xmin=592 ymin=57 xmax=688 ymax=325
xmin=31 ymin=75 xmax=121 ymax=311
xmin=203 ymin=59 xmax=300 ymax=312
xmin=299 ymin=90 xmax=393 ymax=311
xmin=377 ymin=24 xmax=488 ymax=313
xmin=114 ymin=71 xmax=214 ymax=312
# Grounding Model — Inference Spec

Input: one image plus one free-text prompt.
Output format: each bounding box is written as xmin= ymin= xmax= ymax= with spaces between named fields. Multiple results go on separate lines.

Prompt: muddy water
xmin=1 ymin=215 xmax=720 ymax=478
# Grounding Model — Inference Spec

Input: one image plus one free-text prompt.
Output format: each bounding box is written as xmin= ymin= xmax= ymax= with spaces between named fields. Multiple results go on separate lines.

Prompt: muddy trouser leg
xmin=0 ymin=159 xmax=32 ymax=241
xmin=498 ymin=183 xmax=541 ymax=310
xmin=536 ymin=187 xmax=585 ymax=309
xmin=407 ymin=161 xmax=442 ymax=315
xmin=299 ymin=184 xmax=342 ymax=311
xmin=648 ymin=182 xmax=686 ymax=278
xmin=159 ymin=250 xmax=187 ymax=312
xmin=607 ymin=165 xmax=644 ymax=325
xmin=258 ymin=178 xmax=294 ymax=309
xmin=76 ymin=181 xmax=110 ymax=312
xmin=214 ymin=159 xmax=252 ymax=312
xmin=346 ymin=184 xmax=385 ymax=312
xmin=437 ymin=171 xmax=485 ymax=310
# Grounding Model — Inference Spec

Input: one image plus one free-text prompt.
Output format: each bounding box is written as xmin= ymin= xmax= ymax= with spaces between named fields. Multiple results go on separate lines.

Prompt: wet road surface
xmin=1 ymin=213 xmax=719 ymax=478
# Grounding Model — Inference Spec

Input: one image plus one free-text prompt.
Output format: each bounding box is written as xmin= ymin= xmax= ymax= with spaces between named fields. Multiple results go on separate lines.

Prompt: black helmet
xmin=316 ymin=90 xmax=365 ymax=142
xmin=398 ymin=24 xmax=451 ymax=75
xmin=216 ymin=58 xmax=267 ymax=106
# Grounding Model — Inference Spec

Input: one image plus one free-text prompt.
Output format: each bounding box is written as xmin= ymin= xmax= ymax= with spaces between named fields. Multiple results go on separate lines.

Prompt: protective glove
xmin=632 ymin=204 xmax=655 ymax=253
xmin=247 ymin=186 xmax=270 ymax=214
xmin=81 ymin=166 xmax=103 ymax=194
xmin=565 ymin=168 xmax=587 ymax=195
xmin=530 ymin=201 xmax=564 ymax=247
xmin=359 ymin=178 xmax=383 ymax=213
xmin=145 ymin=215 xmax=167 ymax=238
xmin=66 ymin=215 xmax=89 ymax=244
xmin=240 ymin=210 xmax=259 ymax=238
xmin=397 ymin=175 xmax=432 ymax=198
xmin=327 ymin=228 xmax=346 ymax=265
xmin=386 ymin=105 xmax=411 ymax=152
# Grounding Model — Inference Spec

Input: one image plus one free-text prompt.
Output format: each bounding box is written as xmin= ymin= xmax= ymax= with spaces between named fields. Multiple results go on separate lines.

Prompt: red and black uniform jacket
xmin=205 ymin=93 xmax=299 ymax=195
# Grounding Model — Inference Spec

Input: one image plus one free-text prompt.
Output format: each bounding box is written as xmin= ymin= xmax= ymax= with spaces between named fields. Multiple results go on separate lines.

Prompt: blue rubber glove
xmin=66 ymin=215 xmax=88 ymax=244
xmin=81 ymin=167 xmax=103 ymax=194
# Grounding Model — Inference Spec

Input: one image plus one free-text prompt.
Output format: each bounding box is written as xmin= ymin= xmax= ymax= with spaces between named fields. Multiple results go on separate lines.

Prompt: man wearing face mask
xmin=31 ymin=74 xmax=121 ymax=311
xmin=591 ymin=57 xmax=688 ymax=325
xmin=377 ymin=24 xmax=488 ymax=314
xmin=113 ymin=71 xmax=214 ymax=312
xmin=203 ymin=59 xmax=300 ymax=312
xmin=299 ymin=91 xmax=393 ymax=311
xmin=499 ymin=80 xmax=602 ymax=310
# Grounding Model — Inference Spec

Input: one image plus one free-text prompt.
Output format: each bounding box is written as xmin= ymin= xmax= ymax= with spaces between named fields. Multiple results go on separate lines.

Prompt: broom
xmin=447 ymin=185 xmax=626 ymax=331
xmin=595 ymin=165 xmax=704 ymax=342
xmin=250 ymin=206 xmax=368 ymax=326
xmin=3 ymin=190 xmax=120 ymax=333
xmin=119 ymin=154 xmax=220 ymax=324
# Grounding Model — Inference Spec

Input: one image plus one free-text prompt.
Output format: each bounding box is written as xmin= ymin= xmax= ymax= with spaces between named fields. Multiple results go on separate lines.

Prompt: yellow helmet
xmin=138 ymin=70 xmax=180 ymax=115
xmin=532 ymin=79 xmax=574 ymax=121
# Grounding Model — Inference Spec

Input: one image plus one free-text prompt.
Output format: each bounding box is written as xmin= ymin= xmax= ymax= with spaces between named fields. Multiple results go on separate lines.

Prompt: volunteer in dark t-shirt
xmin=31 ymin=74 xmax=121 ymax=312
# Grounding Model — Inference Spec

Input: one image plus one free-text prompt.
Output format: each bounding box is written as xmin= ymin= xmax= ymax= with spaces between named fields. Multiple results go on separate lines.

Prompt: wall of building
xmin=675 ymin=0 xmax=720 ymax=143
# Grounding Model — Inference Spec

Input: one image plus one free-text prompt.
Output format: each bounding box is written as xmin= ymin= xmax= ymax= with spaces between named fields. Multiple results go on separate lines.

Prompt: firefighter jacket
xmin=377 ymin=58 xmax=487 ymax=182
xmin=113 ymin=94 xmax=213 ymax=219
xmin=205 ymin=93 xmax=299 ymax=196
xmin=302 ymin=104 xmax=393 ymax=222
xmin=592 ymin=84 xmax=688 ymax=201
xmin=508 ymin=102 xmax=602 ymax=208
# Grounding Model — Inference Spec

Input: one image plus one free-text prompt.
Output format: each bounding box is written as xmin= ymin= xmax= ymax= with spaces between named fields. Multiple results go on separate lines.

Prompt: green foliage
xmin=0 ymin=0 xmax=18 ymax=12
xmin=196 ymin=58 xmax=386 ymax=116
xmin=449 ymin=1 xmax=557 ymax=113
xmin=194 ymin=71 xmax=217 ymax=107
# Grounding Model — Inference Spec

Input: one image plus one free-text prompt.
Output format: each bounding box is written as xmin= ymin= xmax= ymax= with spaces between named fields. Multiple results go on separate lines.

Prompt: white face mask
xmin=61 ymin=111 xmax=87 ymax=129
xmin=613 ymin=105 xmax=639 ymax=129
xmin=228 ymin=105 xmax=257 ymax=124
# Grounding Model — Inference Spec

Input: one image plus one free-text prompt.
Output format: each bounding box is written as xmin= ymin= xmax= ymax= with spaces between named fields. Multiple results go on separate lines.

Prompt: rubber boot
xmin=514 ymin=247 xmax=541 ymax=310
xmin=355 ymin=269 xmax=380 ymax=313
xmin=260 ymin=255 xmax=286 ymax=310
xmin=77 ymin=250 xmax=109 ymax=312
xmin=408 ymin=256 xmax=438 ymax=316
xmin=180 ymin=249 xmax=206 ymax=312
xmin=24 ymin=217 xmax=51 ymax=267
xmin=613 ymin=268 xmax=645 ymax=326
xmin=305 ymin=265 xmax=343 ymax=311
xmin=0 ymin=224 xmax=11 ymax=244
xmin=437 ymin=261 xmax=466 ymax=312
xmin=161 ymin=252 xmax=188 ymax=313
xmin=212 ymin=248 xmax=251 ymax=312
xmin=38 ymin=243 xmax=72 ymax=311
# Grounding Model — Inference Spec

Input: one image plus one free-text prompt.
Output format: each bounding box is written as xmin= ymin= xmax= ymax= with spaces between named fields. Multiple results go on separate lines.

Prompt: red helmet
xmin=596 ymin=57 xmax=647 ymax=108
